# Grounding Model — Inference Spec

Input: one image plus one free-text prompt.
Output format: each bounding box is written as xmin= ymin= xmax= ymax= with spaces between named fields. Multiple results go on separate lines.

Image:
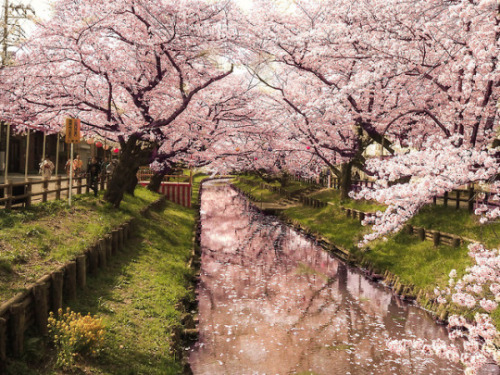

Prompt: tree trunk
xmin=125 ymin=169 xmax=139 ymax=195
xmin=104 ymin=136 xmax=152 ymax=207
xmin=340 ymin=162 xmax=352 ymax=201
xmin=147 ymin=172 xmax=165 ymax=192
xmin=279 ymin=172 xmax=289 ymax=187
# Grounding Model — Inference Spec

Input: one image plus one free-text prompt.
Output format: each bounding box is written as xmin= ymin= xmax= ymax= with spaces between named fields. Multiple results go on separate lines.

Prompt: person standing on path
xmin=39 ymin=157 xmax=55 ymax=179
xmin=106 ymin=158 xmax=117 ymax=176
xmin=100 ymin=157 xmax=109 ymax=176
xmin=88 ymin=157 xmax=101 ymax=197
xmin=73 ymin=154 xmax=83 ymax=177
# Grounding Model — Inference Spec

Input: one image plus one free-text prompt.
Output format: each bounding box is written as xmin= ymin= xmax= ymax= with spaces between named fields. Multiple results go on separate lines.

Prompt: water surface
xmin=189 ymin=180 xmax=463 ymax=375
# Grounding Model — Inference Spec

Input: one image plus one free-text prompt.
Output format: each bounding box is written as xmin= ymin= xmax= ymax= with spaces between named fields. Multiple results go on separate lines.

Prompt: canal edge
xmin=178 ymin=177 xmax=229 ymax=374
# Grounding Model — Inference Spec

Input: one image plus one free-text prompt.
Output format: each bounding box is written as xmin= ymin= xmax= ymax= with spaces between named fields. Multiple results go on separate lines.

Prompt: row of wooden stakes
xmin=0 ymin=196 xmax=166 ymax=368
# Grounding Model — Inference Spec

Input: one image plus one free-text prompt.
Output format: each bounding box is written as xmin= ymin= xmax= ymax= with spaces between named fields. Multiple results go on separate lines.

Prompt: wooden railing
xmin=290 ymin=174 xmax=483 ymax=213
xmin=242 ymin=172 xmax=500 ymax=214
xmin=0 ymin=174 xmax=110 ymax=209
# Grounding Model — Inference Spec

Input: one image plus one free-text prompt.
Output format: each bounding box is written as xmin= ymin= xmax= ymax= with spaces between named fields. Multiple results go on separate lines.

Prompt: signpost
xmin=24 ymin=130 xmax=30 ymax=180
xmin=65 ymin=118 xmax=80 ymax=206
xmin=4 ymin=123 xmax=9 ymax=183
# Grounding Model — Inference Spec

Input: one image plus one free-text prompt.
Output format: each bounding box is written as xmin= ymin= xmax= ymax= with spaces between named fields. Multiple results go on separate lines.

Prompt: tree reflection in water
xmin=189 ymin=180 xmax=464 ymax=375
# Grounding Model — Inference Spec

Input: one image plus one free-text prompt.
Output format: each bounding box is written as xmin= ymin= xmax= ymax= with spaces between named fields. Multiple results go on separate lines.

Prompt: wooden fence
xmin=0 ymin=197 xmax=165 ymax=368
xmin=238 ymin=176 xmax=467 ymax=249
xmin=406 ymin=224 xmax=464 ymax=247
xmin=289 ymin=174 xmax=488 ymax=214
xmin=0 ymin=174 xmax=110 ymax=209
xmin=340 ymin=207 xmax=464 ymax=248
xmin=432 ymin=189 xmax=475 ymax=212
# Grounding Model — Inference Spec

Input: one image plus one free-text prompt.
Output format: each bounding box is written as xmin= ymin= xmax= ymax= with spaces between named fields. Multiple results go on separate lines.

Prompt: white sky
xmin=19 ymin=0 xmax=256 ymax=36
xmin=23 ymin=0 xmax=52 ymax=17
xmin=15 ymin=0 xmax=52 ymax=36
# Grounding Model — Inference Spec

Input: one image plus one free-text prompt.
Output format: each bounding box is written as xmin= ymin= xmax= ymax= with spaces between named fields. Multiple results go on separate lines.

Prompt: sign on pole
xmin=65 ymin=118 xmax=80 ymax=206
xmin=65 ymin=118 xmax=80 ymax=144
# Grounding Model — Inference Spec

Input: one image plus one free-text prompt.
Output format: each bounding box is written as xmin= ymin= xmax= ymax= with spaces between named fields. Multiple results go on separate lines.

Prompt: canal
xmin=189 ymin=180 xmax=463 ymax=374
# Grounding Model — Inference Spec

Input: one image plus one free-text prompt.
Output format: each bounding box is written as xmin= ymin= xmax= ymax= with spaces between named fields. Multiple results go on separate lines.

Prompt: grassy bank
xmin=308 ymin=180 xmax=500 ymax=249
xmin=410 ymin=205 xmax=500 ymax=248
xmin=6 ymin=196 xmax=197 ymax=375
xmin=239 ymin=176 xmax=500 ymax=250
xmin=0 ymin=188 xmax=159 ymax=303
xmin=309 ymin=188 xmax=386 ymax=212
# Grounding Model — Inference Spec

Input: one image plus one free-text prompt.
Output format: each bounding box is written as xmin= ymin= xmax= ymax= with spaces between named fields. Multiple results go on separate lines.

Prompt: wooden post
xmin=33 ymin=282 xmax=49 ymax=335
xmin=118 ymin=227 xmax=124 ymax=250
xmin=55 ymin=176 xmax=62 ymax=200
xmin=76 ymin=255 xmax=86 ymax=289
xmin=50 ymin=270 xmax=64 ymax=313
xmin=5 ymin=183 xmax=12 ymax=209
xmin=121 ymin=223 xmax=128 ymax=241
xmin=456 ymin=191 xmax=460 ymax=210
xmin=468 ymin=187 xmax=475 ymax=213
xmin=10 ymin=303 xmax=25 ymax=357
xmin=77 ymin=176 xmax=82 ymax=195
xmin=98 ymin=239 xmax=107 ymax=269
xmin=89 ymin=245 xmax=99 ymax=275
xmin=24 ymin=130 xmax=30 ymax=181
xmin=25 ymin=180 xmax=32 ymax=207
xmin=85 ymin=174 xmax=90 ymax=194
xmin=105 ymin=235 xmax=113 ymax=260
xmin=443 ymin=192 xmax=448 ymax=207
xmin=4 ymin=124 xmax=10 ymax=184
xmin=42 ymin=179 xmax=49 ymax=202
xmin=112 ymin=230 xmax=119 ymax=253
xmin=433 ymin=232 xmax=441 ymax=246
xmin=418 ymin=227 xmax=425 ymax=241
xmin=359 ymin=212 xmax=365 ymax=221
xmin=55 ymin=133 xmax=60 ymax=177
xmin=406 ymin=224 xmax=414 ymax=235
xmin=42 ymin=132 xmax=47 ymax=161
xmin=0 ymin=317 xmax=6 ymax=364
xmin=452 ymin=237 xmax=461 ymax=248
xmin=346 ymin=209 xmax=352 ymax=218
xmin=64 ymin=261 xmax=77 ymax=300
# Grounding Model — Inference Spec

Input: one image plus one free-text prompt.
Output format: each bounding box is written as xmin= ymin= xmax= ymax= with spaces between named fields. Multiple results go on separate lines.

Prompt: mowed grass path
xmin=10 ymin=200 xmax=196 ymax=375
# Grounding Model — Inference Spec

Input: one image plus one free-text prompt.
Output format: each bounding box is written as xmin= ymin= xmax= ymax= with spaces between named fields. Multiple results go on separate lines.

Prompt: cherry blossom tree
xmin=242 ymin=0 xmax=404 ymax=199
xmin=239 ymin=0 xmax=499 ymax=208
xmin=349 ymin=0 xmax=500 ymax=243
xmin=0 ymin=0 xmax=238 ymax=206
xmin=146 ymin=75 xmax=261 ymax=191
xmin=352 ymin=135 xmax=500 ymax=244
xmin=389 ymin=242 xmax=500 ymax=374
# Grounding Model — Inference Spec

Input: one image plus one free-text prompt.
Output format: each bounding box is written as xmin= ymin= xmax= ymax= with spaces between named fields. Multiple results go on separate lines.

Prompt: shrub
xmin=47 ymin=308 xmax=105 ymax=368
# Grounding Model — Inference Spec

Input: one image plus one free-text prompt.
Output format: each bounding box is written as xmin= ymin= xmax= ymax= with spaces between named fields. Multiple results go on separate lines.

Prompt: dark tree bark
xmin=147 ymin=172 xmax=164 ymax=192
xmin=147 ymin=165 xmax=173 ymax=192
xmin=278 ymin=172 xmax=290 ymax=187
xmin=339 ymin=162 xmax=353 ymax=200
xmin=125 ymin=169 xmax=139 ymax=195
xmin=104 ymin=135 xmax=153 ymax=207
